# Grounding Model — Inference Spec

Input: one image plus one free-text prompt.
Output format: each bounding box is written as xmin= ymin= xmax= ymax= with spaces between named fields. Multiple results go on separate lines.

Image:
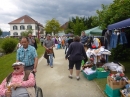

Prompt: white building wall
xmin=10 ymin=24 xmax=38 ymax=36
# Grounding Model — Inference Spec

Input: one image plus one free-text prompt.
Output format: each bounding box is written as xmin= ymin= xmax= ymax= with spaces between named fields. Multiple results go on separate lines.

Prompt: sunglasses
xmin=13 ymin=67 xmax=20 ymax=70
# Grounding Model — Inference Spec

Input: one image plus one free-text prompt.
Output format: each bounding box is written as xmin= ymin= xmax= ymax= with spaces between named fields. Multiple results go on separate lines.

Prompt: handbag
xmin=46 ymin=49 xmax=53 ymax=54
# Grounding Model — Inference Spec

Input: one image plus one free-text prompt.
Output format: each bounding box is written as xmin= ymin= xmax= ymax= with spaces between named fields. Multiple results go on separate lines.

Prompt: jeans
xmin=47 ymin=54 xmax=53 ymax=66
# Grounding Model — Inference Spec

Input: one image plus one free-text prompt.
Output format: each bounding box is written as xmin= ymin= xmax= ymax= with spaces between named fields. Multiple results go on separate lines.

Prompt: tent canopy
xmin=85 ymin=26 xmax=102 ymax=36
xmin=107 ymin=18 xmax=130 ymax=30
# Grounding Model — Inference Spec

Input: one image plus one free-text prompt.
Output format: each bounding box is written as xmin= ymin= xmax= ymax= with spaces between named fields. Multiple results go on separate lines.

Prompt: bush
xmin=1 ymin=38 xmax=18 ymax=54
xmin=109 ymin=44 xmax=130 ymax=61
xmin=35 ymin=38 xmax=40 ymax=44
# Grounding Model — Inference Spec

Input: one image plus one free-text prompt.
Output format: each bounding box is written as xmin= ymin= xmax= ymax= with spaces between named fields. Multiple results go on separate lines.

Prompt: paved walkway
xmin=36 ymin=49 xmax=105 ymax=97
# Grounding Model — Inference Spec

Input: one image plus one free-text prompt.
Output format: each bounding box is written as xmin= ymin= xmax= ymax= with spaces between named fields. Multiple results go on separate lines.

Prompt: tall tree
xmin=0 ymin=28 xmax=2 ymax=36
xmin=44 ymin=18 xmax=61 ymax=35
xmin=66 ymin=16 xmax=99 ymax=35
xmin=96 ymin=0 xmax=130 ymax=29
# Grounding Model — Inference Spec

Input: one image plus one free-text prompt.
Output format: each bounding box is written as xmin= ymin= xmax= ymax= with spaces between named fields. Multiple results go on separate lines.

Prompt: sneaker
xmin=76 ymin=77 xmax=80 ymax=81
xmin=68 ymin=75 xmax=73 ymax=79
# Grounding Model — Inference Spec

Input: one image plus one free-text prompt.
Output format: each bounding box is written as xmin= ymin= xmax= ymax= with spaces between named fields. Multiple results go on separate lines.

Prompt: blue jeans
xmin=47 ymin=54 xmax=53 ymax=66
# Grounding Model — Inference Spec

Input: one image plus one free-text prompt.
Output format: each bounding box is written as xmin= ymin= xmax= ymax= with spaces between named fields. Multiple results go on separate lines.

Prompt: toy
xmin=114 ymin=73 xmax=121 ymax=82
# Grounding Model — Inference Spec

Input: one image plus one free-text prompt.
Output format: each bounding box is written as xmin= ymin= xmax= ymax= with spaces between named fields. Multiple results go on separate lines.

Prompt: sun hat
xmin=47 ymin=34 xmax=51 ymax=36
xmin=114 ymin=29 xmax=119 ymax=32
xmin=12 ymin=62 xmax=25 ymax=67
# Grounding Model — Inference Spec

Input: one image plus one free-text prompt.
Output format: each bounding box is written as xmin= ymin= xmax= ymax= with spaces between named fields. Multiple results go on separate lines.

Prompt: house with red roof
xmin=8 ymin=15 xmax=44 ymax=37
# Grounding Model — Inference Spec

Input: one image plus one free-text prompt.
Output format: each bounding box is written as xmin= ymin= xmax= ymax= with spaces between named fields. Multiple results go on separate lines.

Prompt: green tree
xmin=70 ymin=16 xmax=87 ymax=35
xmin=96 ymin=0 xmax=130 ymax=29
xmin=44 ymin=18 xmax=61 ymax=35
xmin=66 ymin=16 xmax=98 ymax=35
xmin=0 ymin=28 xmax=2 ymax=36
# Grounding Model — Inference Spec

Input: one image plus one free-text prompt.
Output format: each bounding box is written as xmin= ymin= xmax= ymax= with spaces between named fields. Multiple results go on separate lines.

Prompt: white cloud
xmin=0 ymin=0 xmax=113 ymax=31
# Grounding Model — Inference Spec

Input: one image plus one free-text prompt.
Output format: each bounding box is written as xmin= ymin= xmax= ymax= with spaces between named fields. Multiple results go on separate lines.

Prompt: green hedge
xmin=109 ymin=44 xmax=130 ymax=61
xmin=1 ymin=38 xmax=18 ymax=54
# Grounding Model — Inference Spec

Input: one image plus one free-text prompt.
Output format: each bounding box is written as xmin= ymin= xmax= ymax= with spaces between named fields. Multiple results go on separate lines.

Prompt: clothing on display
xmin=102 ymin=62 xmax=125 ymax=72
xmin=86 ymin=47 xmax=111 ymax=64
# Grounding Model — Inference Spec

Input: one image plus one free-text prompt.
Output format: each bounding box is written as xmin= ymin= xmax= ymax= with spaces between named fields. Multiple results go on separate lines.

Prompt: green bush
xmin=109 ymin=44 xmax=130 ymax=61
xmin=1 ymin=38 xmax=18 ymax=54
xmin=35 ymin=38 xmax=40 ymax=44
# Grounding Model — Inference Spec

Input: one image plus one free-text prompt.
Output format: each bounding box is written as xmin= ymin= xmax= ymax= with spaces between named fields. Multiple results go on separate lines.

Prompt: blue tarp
xmin=107 ymin=18 xmax=130 ymax=30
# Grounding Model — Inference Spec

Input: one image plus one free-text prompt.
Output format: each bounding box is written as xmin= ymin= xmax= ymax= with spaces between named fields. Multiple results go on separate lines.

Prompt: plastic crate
xmin=82 ymin=71 xmax=97 ymax=81
xmin=104 ymin=84 xmax=121 ymax=97
xmin=96 ymin=70 xmax=110 ymax=78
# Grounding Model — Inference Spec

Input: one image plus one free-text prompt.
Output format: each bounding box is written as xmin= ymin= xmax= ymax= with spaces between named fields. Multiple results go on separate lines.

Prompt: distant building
xmin=8 ymin=15 xmax=44 ymax=38
xmin=60 ymin=22 xmax=68 ymax=31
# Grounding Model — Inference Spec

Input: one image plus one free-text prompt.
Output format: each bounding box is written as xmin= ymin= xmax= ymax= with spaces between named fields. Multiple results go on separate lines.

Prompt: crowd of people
xmin=0 ymin=30 xmax=104 ymax=96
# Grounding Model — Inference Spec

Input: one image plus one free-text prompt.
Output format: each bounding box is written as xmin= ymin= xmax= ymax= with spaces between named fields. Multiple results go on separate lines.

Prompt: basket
xmin=96 ymin=70 xmax=110 ymax=78
xmin=82 ymin=71 xmax=97 ymax=81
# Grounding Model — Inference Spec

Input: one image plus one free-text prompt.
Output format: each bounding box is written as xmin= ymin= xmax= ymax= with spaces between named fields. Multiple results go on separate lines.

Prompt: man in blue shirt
xmin=80 ymin=31 xmax=88 ymax=46
xmin=16 ymin=37 xmax=38 ymax=73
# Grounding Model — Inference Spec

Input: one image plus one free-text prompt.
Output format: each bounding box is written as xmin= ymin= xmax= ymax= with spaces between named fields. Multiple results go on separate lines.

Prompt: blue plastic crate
xmin=104 ymin=84 xmax=121 ymax=97
xmin=96 ymin=70 xmax=110 ymax=78
xmin=82 ymin=71 xmax=97 ymax=80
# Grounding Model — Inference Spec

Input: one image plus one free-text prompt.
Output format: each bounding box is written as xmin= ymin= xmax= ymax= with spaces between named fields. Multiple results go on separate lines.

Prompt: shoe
xmin=51 ymin=66 xmax=53 ymax=68
xmin=68 ymin=75 xmax=73 ymax=79
xmin=47 ymin=63 xmax=49 ymax=66
xmin=76 ymin=77 xmax=80 ymax=81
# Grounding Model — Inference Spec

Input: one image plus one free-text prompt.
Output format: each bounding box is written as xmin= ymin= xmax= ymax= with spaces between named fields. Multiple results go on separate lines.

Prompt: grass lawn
xmin=94 ymin=60 xmax=130 ymax=94
xmin=0 ymin=43 xmax=45 ymax=83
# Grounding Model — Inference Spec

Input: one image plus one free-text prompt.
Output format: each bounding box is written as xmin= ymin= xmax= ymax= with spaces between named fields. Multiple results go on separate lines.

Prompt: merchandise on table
xmin=107 ymin=75 xmax=127 ymax=89
xmin=102 ymin=62 xmax=125 ymax=73
xmin=86 ymin=46 xmax=111 ymax=65
xmin=120 ymin=80 xmax=130 ymax=97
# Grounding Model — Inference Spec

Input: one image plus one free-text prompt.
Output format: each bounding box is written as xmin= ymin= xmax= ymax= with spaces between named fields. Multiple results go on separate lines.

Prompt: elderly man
xmin=28 ymin=33 xmax=35 ymax=46
xmin=80 ymin=31 xmax=88 ymax=46
xmin=43 ymin=34 xmax=55 ymax=68
xmin=0 ymin=62 xmax=35 ymax=97
xmin=16 ymin=37 xmax=38 ymax=73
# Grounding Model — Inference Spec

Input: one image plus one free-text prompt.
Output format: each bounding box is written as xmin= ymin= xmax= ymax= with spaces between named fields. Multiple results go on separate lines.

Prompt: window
xmin=27 ymin=25 xmax=32 ymax=30
xmin=13 ymin=32 xmax=18 ymax=36
xmin=13 ymin=25 xmax=18 ymax=30
xmin=35 ymin=25 xmax=38 ymax=30
xmin=20 ymin=25 xmax=25 ymax=30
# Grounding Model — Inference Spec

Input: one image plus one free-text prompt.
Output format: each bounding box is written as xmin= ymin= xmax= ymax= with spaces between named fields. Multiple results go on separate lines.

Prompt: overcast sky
xmin=0 ymin=0 xmax=113 ymax=31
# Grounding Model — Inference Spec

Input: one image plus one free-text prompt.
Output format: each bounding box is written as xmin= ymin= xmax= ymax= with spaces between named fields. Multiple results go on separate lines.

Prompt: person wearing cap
xmin=0 ymin=62 xmax=35 ymax=97
xmin=43 ymin=34 xmax=55 ymax=68
xmin=16 ymin=37 xmax=38 ymax=73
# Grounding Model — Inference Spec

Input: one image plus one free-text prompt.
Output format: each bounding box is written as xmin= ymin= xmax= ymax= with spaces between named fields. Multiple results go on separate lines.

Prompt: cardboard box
xmin=107 ymin=76 xmax=126 ymax=89
xmin=110 ymin=70 xmax=117 ymax=74
xmin=120 ymin=90 xmax=126 ymax=97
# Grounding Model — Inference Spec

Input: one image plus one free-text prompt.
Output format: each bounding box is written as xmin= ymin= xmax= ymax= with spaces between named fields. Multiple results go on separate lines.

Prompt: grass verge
xmin=0 ymin=43 xmax=45 ymax=83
